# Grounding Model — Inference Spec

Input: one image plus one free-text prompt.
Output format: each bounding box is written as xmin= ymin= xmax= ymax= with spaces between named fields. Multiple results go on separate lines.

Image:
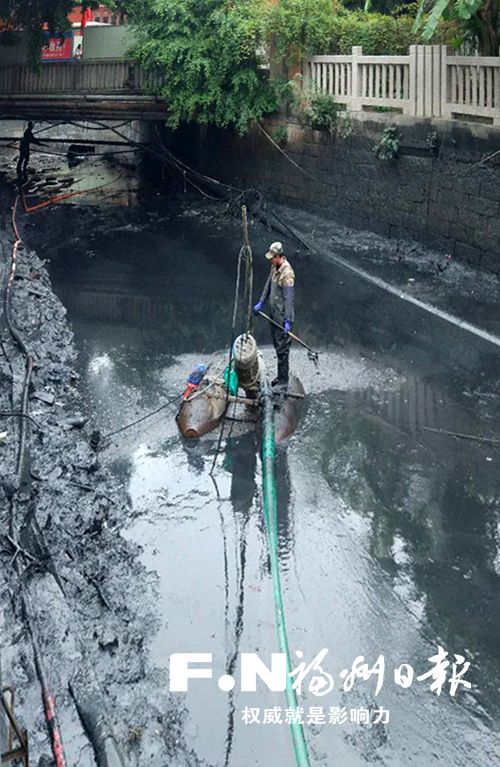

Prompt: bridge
xmin=0 ymin=59 xmax=168 ymax=120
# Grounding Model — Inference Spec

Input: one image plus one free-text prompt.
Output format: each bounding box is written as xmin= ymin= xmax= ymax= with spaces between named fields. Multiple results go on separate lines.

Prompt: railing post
xmin=350 ymin=46 xmax=362 ymax=111
xmin=441 ymin=45 xmax=452 ymax=120
xmin=408 ymin=45 xmax=417 ymax=116
xmin=494 ymin=47 xmax=500 ymax=125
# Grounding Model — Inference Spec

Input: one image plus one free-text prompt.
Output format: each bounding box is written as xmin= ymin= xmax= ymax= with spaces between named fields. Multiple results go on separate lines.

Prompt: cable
xmin=99 ymin=393 xmax=181 ymax=442
xmin=209 ymin=207 xmax=253 ymax=475
xmin=5 ymin=194 xmax=69 ymax=767
xmin=256 ymin=121 xmax=337 ymax=189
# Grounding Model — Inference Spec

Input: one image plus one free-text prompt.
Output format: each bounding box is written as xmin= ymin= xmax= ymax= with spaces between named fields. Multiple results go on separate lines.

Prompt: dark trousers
xmin=16 ymin=149 xmax=29 ymax=175
xmin=270 ymin=320 xmax=291 ymax=384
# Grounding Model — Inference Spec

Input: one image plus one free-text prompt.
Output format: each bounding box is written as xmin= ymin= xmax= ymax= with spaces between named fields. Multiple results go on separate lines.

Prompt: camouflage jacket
xmin=259 ymin=257 xmax=295 ymax=323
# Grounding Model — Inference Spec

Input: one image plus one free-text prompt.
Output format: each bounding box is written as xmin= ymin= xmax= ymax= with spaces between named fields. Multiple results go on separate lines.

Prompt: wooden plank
xmin=389 ymin=64 xmax=395 ymax=99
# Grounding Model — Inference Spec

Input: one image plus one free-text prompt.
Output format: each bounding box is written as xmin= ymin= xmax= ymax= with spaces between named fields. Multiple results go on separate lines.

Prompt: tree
xmin=413 ymin=0 xmax=499 ymax=54
xmin=125 ymin=0 xmax=278 ymax=133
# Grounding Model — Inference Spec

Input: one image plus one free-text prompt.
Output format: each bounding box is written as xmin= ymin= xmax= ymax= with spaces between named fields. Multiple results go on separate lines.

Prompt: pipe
xmin=259 ymin=360 xmax=311 ymax=767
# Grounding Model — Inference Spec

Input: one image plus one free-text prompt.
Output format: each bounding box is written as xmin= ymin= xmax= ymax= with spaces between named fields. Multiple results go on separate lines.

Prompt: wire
xmin=99 ymin=393 xmax=181 ymax=442
xmin=256 ymin=121 xmax=337 ymax=189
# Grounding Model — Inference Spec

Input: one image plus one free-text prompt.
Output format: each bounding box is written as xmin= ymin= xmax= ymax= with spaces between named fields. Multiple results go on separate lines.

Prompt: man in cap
xmin=253 ymin=241 xmax=295 ymax=389
xmin=16 ymin=121 xmax=44 ymax=176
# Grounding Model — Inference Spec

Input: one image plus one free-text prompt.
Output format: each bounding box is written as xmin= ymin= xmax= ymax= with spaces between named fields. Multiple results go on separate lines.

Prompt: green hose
xmin=260 ymin=374 xmax=311 ymax=767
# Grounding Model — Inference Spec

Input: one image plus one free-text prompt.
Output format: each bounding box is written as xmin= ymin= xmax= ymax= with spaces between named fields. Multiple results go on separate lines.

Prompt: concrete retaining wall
xmin=193 ymin=113 xmax=500 ymax=274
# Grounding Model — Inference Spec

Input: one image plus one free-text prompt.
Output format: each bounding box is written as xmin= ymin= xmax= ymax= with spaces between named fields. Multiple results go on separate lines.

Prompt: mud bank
xmin=0 ymin=188 xmax=202 ymax=766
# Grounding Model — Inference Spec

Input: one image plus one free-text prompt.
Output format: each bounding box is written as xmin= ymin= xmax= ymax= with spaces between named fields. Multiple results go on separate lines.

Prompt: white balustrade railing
xmin=306 ymin=45 xmax=500 ymax=124
xmin=0 ymin=59 xmax=164 ymax=96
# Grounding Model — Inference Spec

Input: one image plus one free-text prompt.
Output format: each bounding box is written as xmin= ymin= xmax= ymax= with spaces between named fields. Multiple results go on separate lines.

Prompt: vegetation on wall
xmin=372 ymin=126 xmax=402 ymax=161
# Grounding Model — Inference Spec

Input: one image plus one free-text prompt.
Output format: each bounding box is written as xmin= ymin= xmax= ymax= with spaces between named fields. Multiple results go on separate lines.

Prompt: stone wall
xmin=189 ymin=113 xmax=500 ymax=274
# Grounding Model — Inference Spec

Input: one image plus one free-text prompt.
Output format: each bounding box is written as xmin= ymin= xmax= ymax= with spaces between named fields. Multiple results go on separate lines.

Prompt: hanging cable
xmin=209 ymin=205 xmax=253 ymax=475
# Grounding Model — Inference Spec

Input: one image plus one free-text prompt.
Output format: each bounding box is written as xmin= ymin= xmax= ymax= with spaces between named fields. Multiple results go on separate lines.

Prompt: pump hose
xmin=259 ymin=367 xmax=311 ymax=767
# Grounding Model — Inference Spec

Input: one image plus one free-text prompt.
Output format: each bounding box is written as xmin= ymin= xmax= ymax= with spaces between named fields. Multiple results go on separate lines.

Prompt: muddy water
xmin=18 ymin=167 xmax=500 ymax=766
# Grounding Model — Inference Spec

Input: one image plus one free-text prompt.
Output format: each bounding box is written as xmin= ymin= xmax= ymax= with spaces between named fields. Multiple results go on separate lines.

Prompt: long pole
xmin=257 ymin=310 xmax=319 ymax=361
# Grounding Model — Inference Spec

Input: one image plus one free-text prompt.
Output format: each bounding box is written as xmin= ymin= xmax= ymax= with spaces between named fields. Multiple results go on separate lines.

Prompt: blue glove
xmin=253 ymin=300 xmax=264 ymax=315
xmin=284 ymin=319 xmax=292 ymax=334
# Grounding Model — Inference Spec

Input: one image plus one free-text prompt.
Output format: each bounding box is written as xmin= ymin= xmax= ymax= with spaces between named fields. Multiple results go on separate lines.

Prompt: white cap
xmin=265 ymin=241 xmax=283 ymax=259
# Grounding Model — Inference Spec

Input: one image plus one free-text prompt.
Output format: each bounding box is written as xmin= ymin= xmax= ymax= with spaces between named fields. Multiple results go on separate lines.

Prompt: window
xmin=103 ymin=16 xmax=109 ymax=23
xmin=111 ymin=16 xmax=116 ymax=25
xmin=95 ymin=16 xmax=100 ymax=22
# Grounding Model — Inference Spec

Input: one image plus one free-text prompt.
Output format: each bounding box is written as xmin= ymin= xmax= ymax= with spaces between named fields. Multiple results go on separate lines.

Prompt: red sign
xmin=41 ymin=32 xmax=74 ymax=62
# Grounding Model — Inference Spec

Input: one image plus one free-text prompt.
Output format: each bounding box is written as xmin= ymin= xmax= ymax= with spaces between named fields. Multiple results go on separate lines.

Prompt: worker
xmin=16 ymin=121 xmax=44 ymax=176
xmin=253 ymin=241 xmax=295 ymax=389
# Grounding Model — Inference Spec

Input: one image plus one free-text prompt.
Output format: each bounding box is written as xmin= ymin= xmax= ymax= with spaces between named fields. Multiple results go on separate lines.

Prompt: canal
xmin=6 ymin=144 xmax=500 ymax=766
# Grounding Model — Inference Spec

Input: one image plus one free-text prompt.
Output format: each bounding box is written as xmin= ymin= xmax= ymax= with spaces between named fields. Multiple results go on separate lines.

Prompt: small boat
xmin=176 ymin=335 xmax=305 ymax=443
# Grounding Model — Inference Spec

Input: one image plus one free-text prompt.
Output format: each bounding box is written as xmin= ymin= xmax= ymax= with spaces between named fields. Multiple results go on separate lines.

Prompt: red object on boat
xmin=182 ymin=382 xmax=198 ymax=400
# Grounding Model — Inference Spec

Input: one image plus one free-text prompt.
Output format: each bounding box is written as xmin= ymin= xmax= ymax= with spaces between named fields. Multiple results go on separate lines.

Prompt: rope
xmin=209 ymin=206 xmax=254 ymax=474
xmin=256 ymin=122 xmax=337 ymax=189
xmin=260 ymin=369 xmax=311 ymax=767
xmin=99 ymin=393 xmax=181 ymax=442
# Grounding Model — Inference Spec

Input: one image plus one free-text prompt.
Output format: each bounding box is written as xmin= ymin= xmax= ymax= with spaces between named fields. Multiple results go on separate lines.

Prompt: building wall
xmin=69 ymin=5 xmax=125 ymax=26
xmin=0 ymin=26 xmax=135 ymax=64
xmin=193 ymin=113 xmax=500 ymax=273
xmin=81 ymin=26 xmax=136 ymax=60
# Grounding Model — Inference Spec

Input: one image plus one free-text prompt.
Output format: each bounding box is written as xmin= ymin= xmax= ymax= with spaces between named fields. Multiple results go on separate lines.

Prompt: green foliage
xmin=303 ymin=91 xmax=341 ymax=131
xmin=372 ymin=126 xmax=401 ymax=161
xmin=126 ymin=0 xmax=277 ymax=133
xmin=328 ymin=10 xmax=451 ymax=54
xmin=412 ymin=0 xmax=496 ymax=53
xmin=266 ymin=3 xmax=453 ymax=61
xmin=272 ymin=125 xmax=288 ymax=144
xmin=265 ymin=0 xmax=339 ymax=63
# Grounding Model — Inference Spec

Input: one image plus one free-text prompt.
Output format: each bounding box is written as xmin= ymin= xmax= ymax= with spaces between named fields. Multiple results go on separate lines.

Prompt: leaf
xmin=422 ymin=0 xmax=451 ymax=40
xmin=412 ymin=0 xmax=426 ymax=33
